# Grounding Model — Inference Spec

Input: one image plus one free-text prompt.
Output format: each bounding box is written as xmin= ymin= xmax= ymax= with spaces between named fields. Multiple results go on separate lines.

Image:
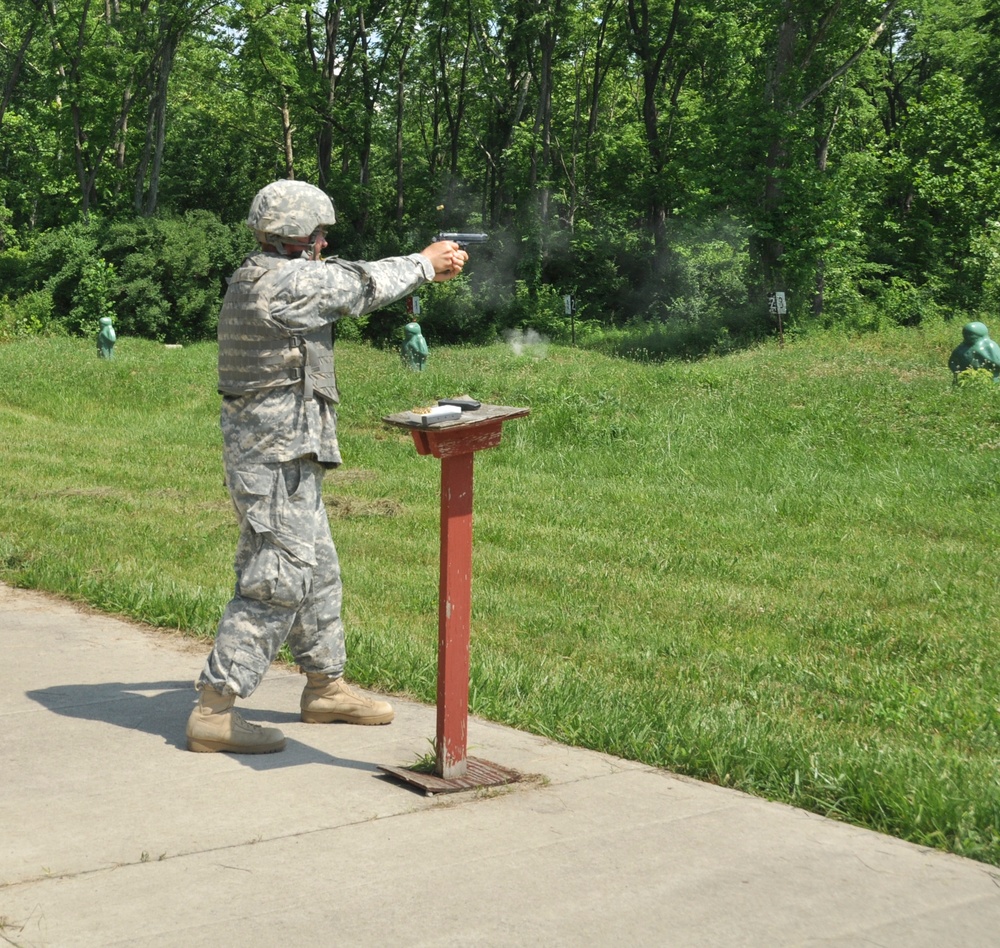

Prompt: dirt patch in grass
xmin=325 ymin=496 xmax=403 ymax=518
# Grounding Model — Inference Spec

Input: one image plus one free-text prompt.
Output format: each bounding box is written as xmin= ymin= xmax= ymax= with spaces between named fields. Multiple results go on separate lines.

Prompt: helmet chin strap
xmin=256 ymin=230 xmax=289 ymax=255
xmin=290 ymin=239 xmax=320 ymax=260
xmin=259 ymin=230 xmax=323 ymax=259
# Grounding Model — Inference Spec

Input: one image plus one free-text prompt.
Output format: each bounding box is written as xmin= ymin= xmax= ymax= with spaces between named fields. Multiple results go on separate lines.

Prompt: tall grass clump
xmin=1 ymin=322 xmax=999 ymax=865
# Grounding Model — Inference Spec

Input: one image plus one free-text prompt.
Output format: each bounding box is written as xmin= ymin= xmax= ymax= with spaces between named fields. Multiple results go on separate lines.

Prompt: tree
xmin=749 ymin=0 xmax=896 ymax=315
xmin=0 ymin=0 xmax=44 ymax=131
xmin=2 ymin=0 xmax=1000 ymax=341
xmin=134 ymin=1 xmax=218 ymax=216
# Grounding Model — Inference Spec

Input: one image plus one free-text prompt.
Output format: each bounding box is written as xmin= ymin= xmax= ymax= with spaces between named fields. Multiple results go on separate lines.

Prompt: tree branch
xmin=795 ymin=0 xmax=896 ymax=112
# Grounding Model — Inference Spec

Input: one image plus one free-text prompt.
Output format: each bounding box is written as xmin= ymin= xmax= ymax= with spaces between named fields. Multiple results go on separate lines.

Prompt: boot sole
xmin=187 ymin=737 xmax=287 ymax=754
xmin=300 ymin=711 xmax=394 ymax=725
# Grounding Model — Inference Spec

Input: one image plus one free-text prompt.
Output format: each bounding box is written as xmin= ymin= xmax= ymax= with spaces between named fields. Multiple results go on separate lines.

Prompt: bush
xmin=0 ymin=224 xmax=102 ymax=340
xmin=68 ymin=259 xmax=117 ymax=336
xmin=588 ymin=316 xmax=729 ymax=361
xmin=837 ymin=276 xmax=950 ymax=334
xmin=388 ymin=273 xmax=499 ymax=347
xmin=104 ymin=211 xmax=252 ymax=342
xmin=575 ymin=224 xmax=768 ymax=361
xmin=970 ymin=220 xmax=1000 ymax=316
xmin=33 ymin=221 xmax=106 ymax=327
xmin=0 ymin=288 xmax=57 ymax=341
xmin=506 ymin=281 xmax=575 ymax=342
xmin=954 ymin=367 xmax=998 ymax=390
xmin=0 ymin=212 xmax=251 ymax=343
xmin=333 ymin=312 xmax=370 ymax=343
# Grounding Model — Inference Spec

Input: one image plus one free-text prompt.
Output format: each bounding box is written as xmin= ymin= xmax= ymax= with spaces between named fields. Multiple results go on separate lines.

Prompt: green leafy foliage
xmin=0 ymin=0 xmax=999 ymax=341
xmin=68 ymin=259 xmax=117 ymax=335
xmin=102 ymin=212 xmax=253 ymax=342
xmin=0 ymin=212 xmax=251 ymax=342
xmin=0 ymin=288 xmax=56 ymax=341
xmin=413 ymin=271 xmax=497 ymax=345
xmin=954 ymin=366 xmax=998 ymax=389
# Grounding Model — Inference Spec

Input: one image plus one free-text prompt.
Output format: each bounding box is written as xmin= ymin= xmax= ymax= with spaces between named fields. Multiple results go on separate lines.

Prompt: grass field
xmin=2 ymin=324 xmax=999 ymax=864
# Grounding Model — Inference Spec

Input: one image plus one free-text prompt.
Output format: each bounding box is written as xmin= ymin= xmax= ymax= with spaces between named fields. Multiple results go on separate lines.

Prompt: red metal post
xmin=414 ymin=418 xmax=506 ymax=777
xmin=380 ymin=405 xmax=528 ymax=789
xmin=437 ymin=451 xmax=475 ymax=777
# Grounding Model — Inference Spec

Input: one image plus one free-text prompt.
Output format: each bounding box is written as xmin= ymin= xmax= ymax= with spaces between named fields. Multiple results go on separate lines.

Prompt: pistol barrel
xmin=435 ymin=232 xmax=489 ymax=246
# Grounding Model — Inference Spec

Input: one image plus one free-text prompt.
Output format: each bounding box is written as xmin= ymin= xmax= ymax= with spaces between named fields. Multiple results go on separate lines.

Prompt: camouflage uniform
xmin=198 ymin=192 xmax=433 ymax=698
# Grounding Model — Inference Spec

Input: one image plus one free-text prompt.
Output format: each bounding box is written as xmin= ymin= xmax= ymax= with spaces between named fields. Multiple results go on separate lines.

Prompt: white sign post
xmin=564 ymin=295 xmax=576 ymax=345
xmin=768 ymin=291 xmax=786 ymax=346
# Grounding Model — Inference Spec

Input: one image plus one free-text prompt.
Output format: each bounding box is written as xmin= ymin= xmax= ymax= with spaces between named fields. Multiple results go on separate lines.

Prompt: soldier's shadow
xmin=26 ymin=680 xmax=379 ymax=773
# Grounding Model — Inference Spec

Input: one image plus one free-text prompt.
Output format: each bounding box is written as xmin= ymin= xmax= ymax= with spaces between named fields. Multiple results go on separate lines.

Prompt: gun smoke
xmin=504 ymin=328 xmax=549 ymax=358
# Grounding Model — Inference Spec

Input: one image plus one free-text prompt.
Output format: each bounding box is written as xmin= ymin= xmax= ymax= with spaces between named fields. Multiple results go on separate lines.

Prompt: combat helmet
xmin=246 ymin=180 xmax=337 ymax=247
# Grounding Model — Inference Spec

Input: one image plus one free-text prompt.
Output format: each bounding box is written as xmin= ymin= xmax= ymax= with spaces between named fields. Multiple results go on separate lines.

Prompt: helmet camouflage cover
xmin=246 ymin=180 xmax=337 ymax=240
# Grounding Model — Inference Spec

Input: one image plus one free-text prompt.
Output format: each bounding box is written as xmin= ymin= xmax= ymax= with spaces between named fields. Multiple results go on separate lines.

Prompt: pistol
xmin=435 ymin=232 xmax=489 ymax=248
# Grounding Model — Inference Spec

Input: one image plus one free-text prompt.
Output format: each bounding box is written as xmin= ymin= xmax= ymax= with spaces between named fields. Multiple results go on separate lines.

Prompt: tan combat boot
xmin=186 ymin=688 xmax=286 ymax=754
xmin=300 ymin=673 xmax=395 ymax=725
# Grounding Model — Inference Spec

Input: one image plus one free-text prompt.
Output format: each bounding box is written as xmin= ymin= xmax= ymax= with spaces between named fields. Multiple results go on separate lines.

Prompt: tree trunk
xmin=434 ymin=0 xmax=471 ymax=202
xmin=315 ymin=3 xmax=342 ymax=190
xmin=758 ymin=0 xmax=896 ymax=300
xmin=759 ymin=3 xmax=799 ymax=292
xmin=68 ymin=0 xmax=96 ymax=217
xmin=113 ymin=84 xmax=132 ymax=198
xmin=585 ymin=0 xmax=615 ymax=168
xmin=281 ymin=92 xmax=295 ymax=180
xmin=141 ymin=34 xmax=177 ymax=215
xmin=0 ymin=21 xmax=39 ymax=130
xmin=531 ymin=21 xmax=557 ymax=227
xmin=354 ymin=8 xmax=372 ymax=235
xmin=812 ymin=101 xmax=839 ymax=318
xmin=625 ymin=0 xmax=682 ymax=253
xmin=476 ymin=1 xmax=532 ymax=228
xmin=395 ymin=45 xmax=408 ymax=226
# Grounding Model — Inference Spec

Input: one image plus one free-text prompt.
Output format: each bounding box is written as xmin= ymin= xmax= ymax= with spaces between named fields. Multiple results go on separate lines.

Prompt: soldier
xmin=186 ymin=179 xmax=468 ymax=754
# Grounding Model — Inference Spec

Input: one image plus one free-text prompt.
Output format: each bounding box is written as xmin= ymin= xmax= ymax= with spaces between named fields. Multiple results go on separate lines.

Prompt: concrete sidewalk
xmin=2 ymin=582 xmax=999 ymax=947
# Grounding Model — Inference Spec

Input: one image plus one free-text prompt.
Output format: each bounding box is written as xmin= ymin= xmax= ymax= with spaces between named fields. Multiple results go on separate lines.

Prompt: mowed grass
xmin=2 ymin=325 xmax=999 ymax=863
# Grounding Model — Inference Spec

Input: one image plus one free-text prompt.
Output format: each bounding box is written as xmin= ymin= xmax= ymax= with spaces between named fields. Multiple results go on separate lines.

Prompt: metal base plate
xmin=378 ymin=757 xmax=523 ymax=795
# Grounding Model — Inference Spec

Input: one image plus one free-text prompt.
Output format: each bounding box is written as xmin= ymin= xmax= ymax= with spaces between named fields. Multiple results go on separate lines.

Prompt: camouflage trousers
xmin=198 ymin=456 xmax=346 ymax=697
